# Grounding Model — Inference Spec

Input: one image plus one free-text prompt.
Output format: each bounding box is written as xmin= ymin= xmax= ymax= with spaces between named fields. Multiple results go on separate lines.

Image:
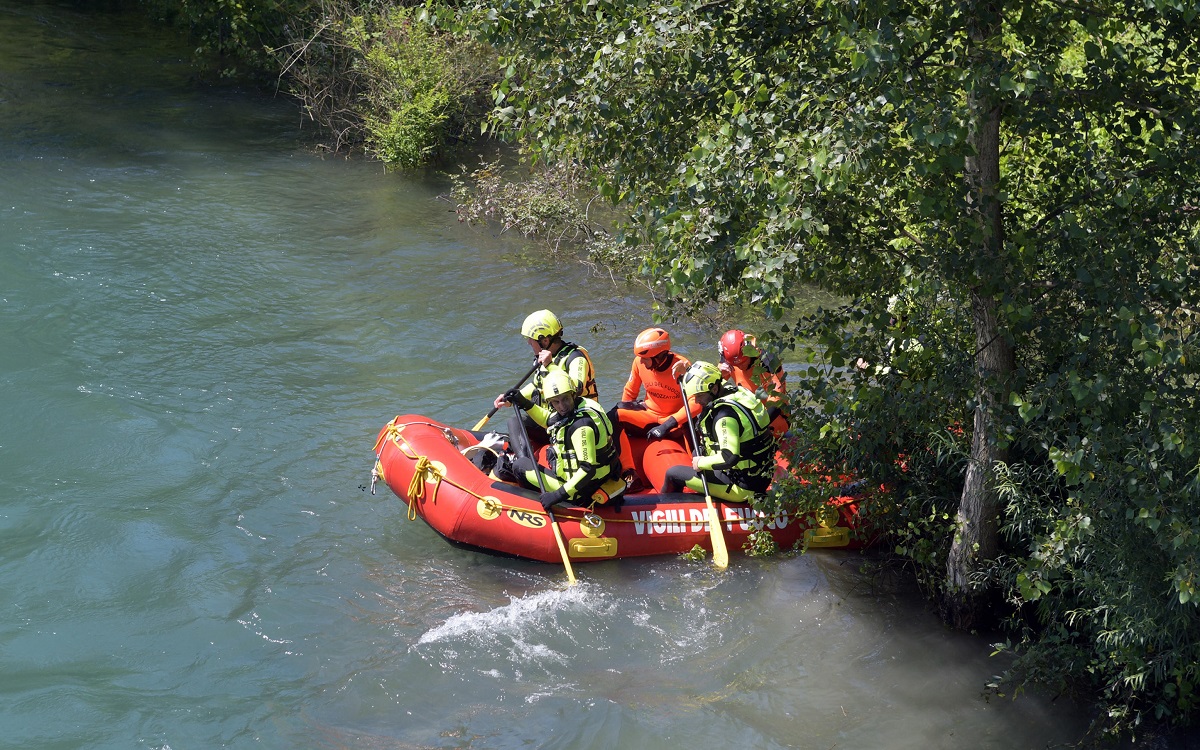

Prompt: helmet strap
xmin=547 ymin=406 xmax=573 ymax=427
xmin=648 ymin=351 xmax=672 ymax=371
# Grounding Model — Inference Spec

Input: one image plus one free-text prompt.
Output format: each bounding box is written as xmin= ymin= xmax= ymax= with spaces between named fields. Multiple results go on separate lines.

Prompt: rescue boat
xmin=371 ymin=414 xmax=872 ymax=564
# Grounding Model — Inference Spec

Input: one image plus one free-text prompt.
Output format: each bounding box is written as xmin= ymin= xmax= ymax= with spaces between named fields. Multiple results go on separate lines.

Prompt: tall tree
xmin=947 ymin=0 xmax=1013 ymax=625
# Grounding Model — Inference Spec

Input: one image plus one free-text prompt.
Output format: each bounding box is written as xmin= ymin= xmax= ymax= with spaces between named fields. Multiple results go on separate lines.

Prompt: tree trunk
xmin=942 ymin=0 xmax=1015 ymax=629
xmin=944 ymin=290 xmax=1013 ymax=627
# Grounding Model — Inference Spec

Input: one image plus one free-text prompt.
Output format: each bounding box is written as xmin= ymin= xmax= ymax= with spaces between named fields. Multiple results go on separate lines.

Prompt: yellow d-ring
xmin=816 ymin=504 xmax=840 ymax=528
xmin=477 ymin=496 xmax=502 ymax=520
xmin=424 ymin=460 xmax=447 ymax=482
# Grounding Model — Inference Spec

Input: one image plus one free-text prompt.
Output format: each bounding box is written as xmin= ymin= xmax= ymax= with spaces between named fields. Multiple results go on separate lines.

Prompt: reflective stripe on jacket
xmin=527 ymin=341 xmax=599 ymax=403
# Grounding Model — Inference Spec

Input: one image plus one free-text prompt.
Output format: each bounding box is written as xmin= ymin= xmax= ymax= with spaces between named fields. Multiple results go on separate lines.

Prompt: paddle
xmin=474 ymin=360 xmax=540 ymax=431
xmin=679 ymin=377 xmax=730 ymax=569
xmin=511 ymin=401 xmax=578 ymax=585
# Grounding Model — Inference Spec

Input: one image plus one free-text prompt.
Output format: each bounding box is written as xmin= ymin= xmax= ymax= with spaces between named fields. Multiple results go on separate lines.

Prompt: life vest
xmin=532 ymin=341 xmax=599 ymax=402
xmin=546 ymin=397 xmax=621 ymax=488
xmin=699 ymin=386 xmax=776 ymax=483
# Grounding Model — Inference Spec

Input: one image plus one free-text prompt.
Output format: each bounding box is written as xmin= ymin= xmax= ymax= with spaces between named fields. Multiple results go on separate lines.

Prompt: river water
xmin=0 ymin=3 xmax=1091 ymax=748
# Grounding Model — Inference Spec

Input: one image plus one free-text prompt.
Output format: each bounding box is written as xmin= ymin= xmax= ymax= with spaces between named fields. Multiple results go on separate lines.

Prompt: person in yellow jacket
xmin=659 ymin=361 xmax=777 ymax=503
xmin=504 ymin=371 xmax=626 ymax=510
xmin=495 ymin=309 xmax=598 ymax=443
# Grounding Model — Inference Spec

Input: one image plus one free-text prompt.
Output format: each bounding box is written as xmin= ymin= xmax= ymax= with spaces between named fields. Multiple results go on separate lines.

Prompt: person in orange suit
xmin=717 ymin=329 xmax=789 ymax=436
xmin=609 ymin=327 xmax=699 ymax=442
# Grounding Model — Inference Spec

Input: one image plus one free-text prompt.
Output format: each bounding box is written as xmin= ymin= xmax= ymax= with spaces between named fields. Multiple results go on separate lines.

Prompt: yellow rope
xmin=380 ymin=420 xmax=502 ymax=520
xmin=405 ymin=455 xmax=446 ymax=520
xmin=376 ymin=418 xmax=796 ymax=528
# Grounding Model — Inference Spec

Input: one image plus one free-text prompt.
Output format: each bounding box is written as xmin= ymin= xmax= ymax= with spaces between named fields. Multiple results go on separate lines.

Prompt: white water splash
xmin=416 ymin=584 xmax=597 ymax=648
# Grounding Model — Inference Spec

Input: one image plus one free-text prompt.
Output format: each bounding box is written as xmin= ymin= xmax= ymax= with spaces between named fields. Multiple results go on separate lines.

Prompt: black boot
xmin=492 ymin=452 xmax=520 ymax=483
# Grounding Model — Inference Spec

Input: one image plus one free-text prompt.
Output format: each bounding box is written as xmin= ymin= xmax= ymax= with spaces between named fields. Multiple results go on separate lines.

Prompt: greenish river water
xmin=0 ymin=3 xmax=1090 ymax=748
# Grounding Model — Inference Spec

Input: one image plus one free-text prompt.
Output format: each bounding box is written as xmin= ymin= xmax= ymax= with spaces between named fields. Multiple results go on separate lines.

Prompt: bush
xmin=274 ymin=1 xmax=497 ymax=166
xmin=450 ymin=159 xmax=642 ymax=275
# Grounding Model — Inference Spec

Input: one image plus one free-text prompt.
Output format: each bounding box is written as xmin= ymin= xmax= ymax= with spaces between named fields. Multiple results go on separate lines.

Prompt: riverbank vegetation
xmin=140 ymin=0 xmax=496 ymax=165
xmin=465 ymin=3 xmax=1200 ymax=742
xmin=140 ymin=0 xmax=1200 ymax=742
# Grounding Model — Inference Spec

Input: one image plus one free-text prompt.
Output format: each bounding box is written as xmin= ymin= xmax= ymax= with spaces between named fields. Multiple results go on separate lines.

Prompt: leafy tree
xmin=141 ymin=0 xmax=497 ymax=165
xmin=466 ymin=0 xmax=1200 ymax=732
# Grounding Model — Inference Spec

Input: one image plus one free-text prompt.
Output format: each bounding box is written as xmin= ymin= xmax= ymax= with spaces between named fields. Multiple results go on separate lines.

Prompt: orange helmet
xmin=719 ymin=329 xmax=759 ymax=369
xmin=634 ymin=328 xmax=671 ymax=358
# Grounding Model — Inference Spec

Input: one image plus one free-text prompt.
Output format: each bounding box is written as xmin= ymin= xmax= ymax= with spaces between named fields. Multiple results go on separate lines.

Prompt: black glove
xmin=767 ymin=406 xmax=784 ymax=422
xmin=504 ymin=388 xmax=533 ymax=410
xmin=539 ymin=487 xmax=568 ymax=509
xmin=646 ymin=416 xmax=678 ymax=441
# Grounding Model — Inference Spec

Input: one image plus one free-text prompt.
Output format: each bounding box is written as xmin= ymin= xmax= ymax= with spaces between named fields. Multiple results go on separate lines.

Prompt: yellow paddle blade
xmin=549 ymin=514 xmax=578 ymax=585
xmin=705 ymin=496 xmax=730 ymax=569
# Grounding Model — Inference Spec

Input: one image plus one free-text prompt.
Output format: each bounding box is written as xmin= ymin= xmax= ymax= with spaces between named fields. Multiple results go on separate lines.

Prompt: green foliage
xmin=345 ymin=5 xmax=489 ymax=166
xmin=742 ymin=528 xmax=779 ymax=558
xmin=266 ymin=0 xmax=496 ymax=164
xmin=467 ymin=0 xmax=1200 ymax=735
xmin=450 ymin=159 xmax=638 ymax=268
xmin=770 ymin=295 xmax=973 ymax=591
xmin=679 ymin=544 xmax=708 ymax=563
xmin=138 ymin=0 xmax=496 ymax=163
xmin=451 ymin=160 xmax=589 ymax=248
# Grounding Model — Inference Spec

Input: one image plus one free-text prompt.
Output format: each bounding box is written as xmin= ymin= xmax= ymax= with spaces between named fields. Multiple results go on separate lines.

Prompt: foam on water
xmin=417 ymin=583 xmax=597 ymax=645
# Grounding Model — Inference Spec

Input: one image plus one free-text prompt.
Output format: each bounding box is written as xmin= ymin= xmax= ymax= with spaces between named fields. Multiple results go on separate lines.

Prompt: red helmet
xmin=719 ymin=329 xmax=758 ymax=368
xmin=634 ymin=328 xmax=671 ymax=358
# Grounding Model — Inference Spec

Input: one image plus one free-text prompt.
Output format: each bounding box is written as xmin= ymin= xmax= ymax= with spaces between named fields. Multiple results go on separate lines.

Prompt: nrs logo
xmin=507 ymin=508 xmax=548 ymax=529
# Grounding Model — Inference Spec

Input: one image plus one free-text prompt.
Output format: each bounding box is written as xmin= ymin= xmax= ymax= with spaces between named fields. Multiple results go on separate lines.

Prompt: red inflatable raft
xmin=371 ymin=414 xmax=871 ymax=564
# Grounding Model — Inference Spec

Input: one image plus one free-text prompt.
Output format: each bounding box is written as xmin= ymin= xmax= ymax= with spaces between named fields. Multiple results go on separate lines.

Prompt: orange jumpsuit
xmin=613 ymin=352 xmax=700 ymax=430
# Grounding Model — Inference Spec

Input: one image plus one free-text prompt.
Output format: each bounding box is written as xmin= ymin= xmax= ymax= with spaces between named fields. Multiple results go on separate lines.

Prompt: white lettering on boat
xmin=630 ymin=507 xmax=763 ymax=535
xmin=632 ymin=509 xmax=687 ymax=535
xmin=721 ymin=506 xmax=791 ymax=531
